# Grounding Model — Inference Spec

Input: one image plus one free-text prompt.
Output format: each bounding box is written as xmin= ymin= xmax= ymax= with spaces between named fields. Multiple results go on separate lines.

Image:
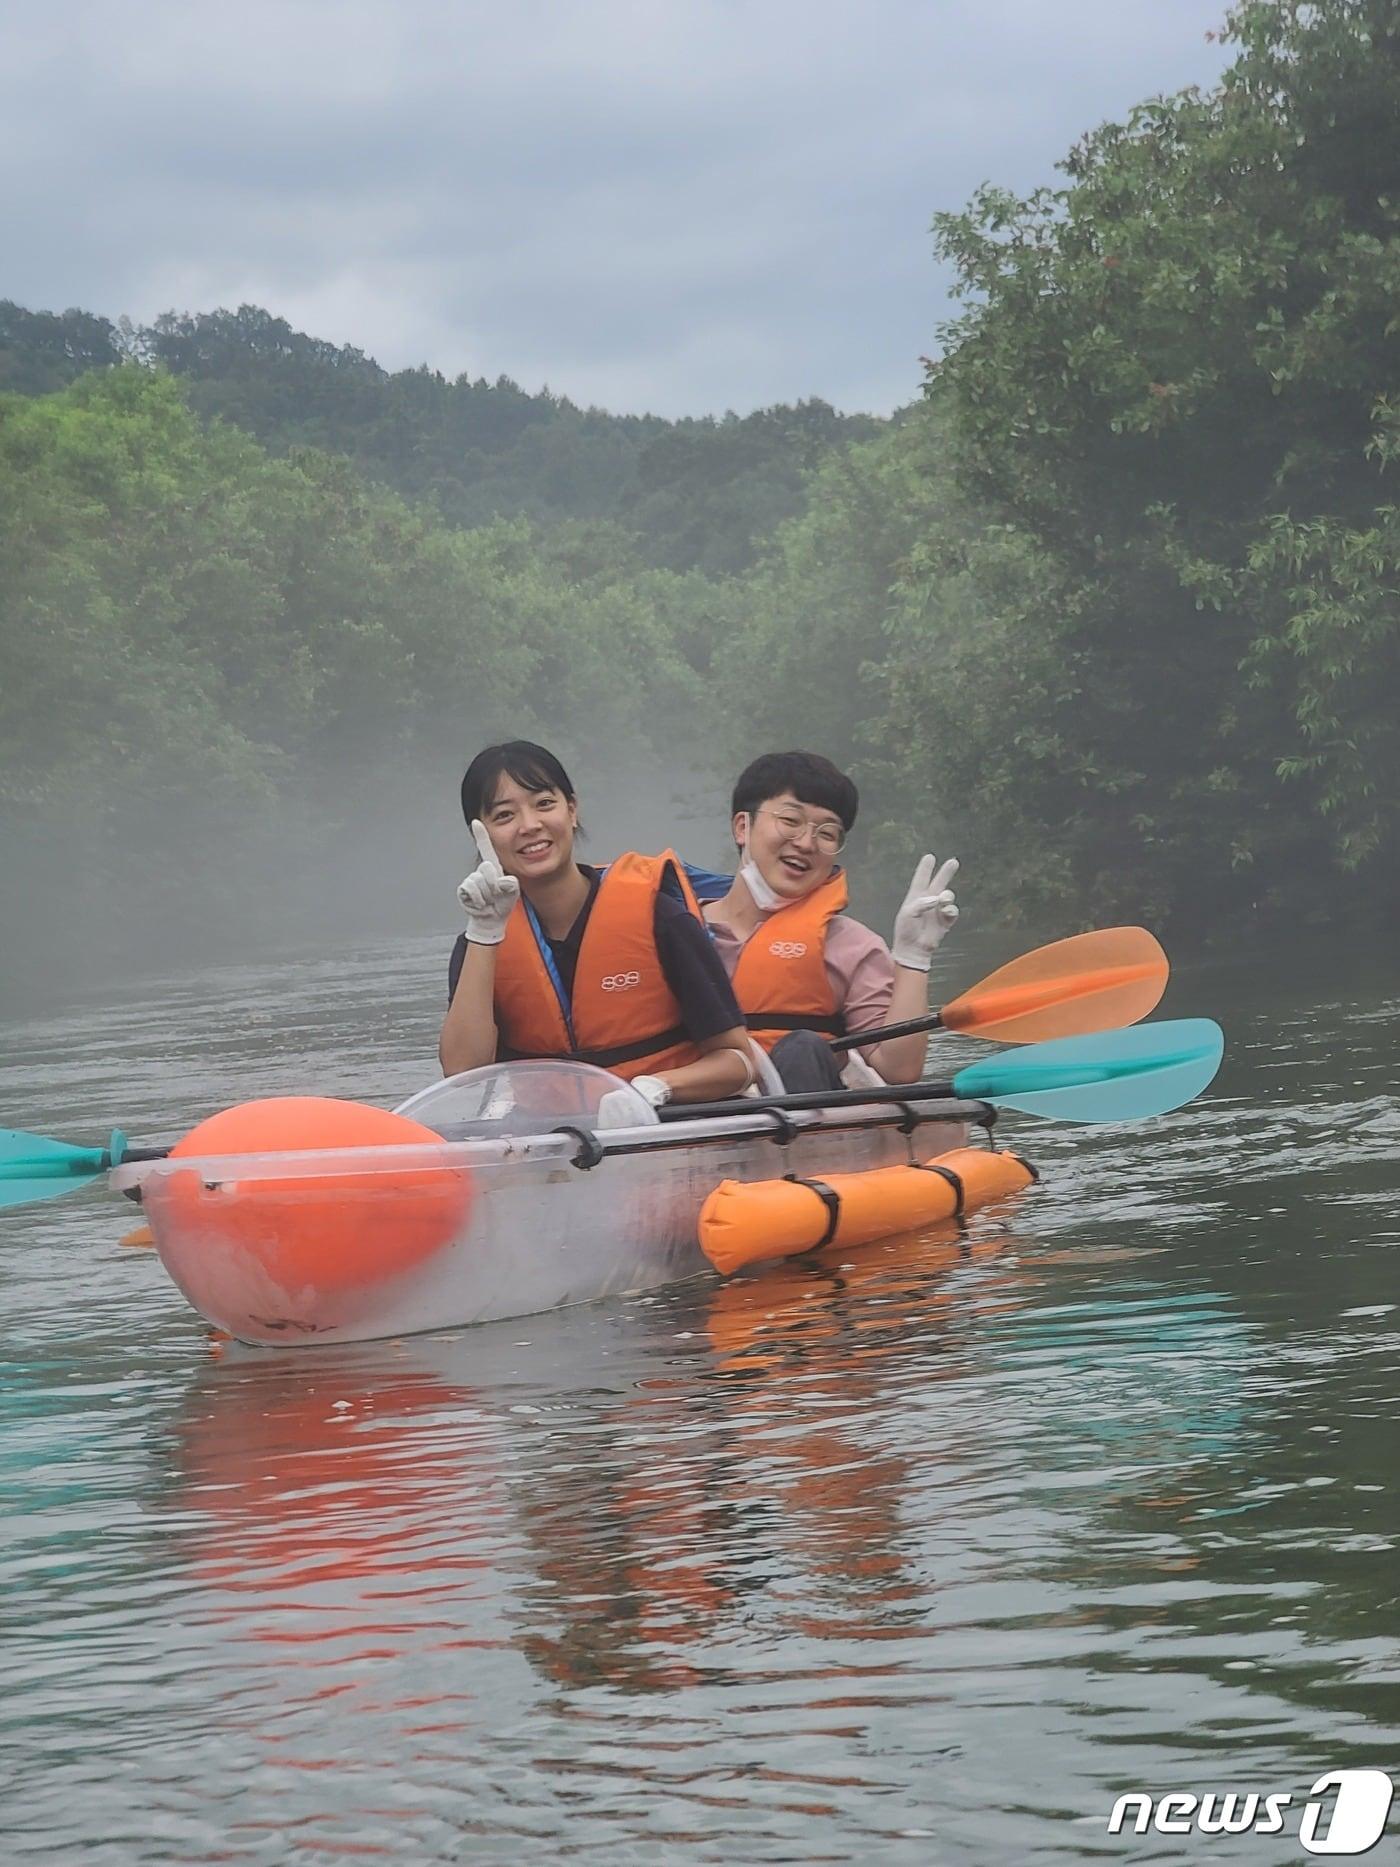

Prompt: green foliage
xmin=0 ymin=367 xmax=715 ymax=796
xmin=136 ymin=306 xmax=876 ymax=574
xmin=0 ymin=368 xmax=713 ymax=982
xmin=2 ymin=301 xmax=876 ymax=575
xmin=0 ymin=302 xmax=123 ymax=395
xmin=629 ymin=400 xmax=880 ymax=576
xmin=916 ymin=0 xmax=1400 ymax=925
xmin=710 ymin=411 xmax=946 ymax=772
xmin=715 ymin=401 xmax=1096 ymax=927
xmin=0 ymin=368 xmax=278 ymax=819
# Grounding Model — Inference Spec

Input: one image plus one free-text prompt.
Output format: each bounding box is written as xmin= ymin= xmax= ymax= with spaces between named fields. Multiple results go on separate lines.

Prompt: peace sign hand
xmin=891 ymin=854 xmax=960 ymax=971
xmin=457 ymin=819 xmax=521 ymax=946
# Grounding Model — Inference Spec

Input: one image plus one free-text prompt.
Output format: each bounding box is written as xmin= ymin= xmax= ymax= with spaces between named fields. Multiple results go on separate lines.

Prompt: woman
xmin=440 ymin=741 xmax=756 ymax=1107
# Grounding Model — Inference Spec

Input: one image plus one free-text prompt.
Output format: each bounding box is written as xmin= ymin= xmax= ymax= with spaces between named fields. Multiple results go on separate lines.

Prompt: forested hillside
xmin=3 ymin=0 xmax=1397 ymax=998
xmin=0 ymin=365 xmax=735 ymax=988
xmin=0 ymin=300 xmax=877 ymax=575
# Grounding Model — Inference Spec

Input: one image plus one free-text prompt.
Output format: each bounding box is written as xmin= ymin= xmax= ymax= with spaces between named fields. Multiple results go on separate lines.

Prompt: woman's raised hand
xmin=458 ymin=819 xmax=521 ymax=945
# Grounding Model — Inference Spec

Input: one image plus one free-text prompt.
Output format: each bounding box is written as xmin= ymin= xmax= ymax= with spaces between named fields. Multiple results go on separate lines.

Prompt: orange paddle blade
xmin=940 ymin=927 xmax=1168 ymax=1043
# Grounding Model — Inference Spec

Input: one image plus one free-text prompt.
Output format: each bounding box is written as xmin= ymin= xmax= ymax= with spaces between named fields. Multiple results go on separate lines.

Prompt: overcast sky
xmin=4 ymin=1 xmax=1233 ymax=417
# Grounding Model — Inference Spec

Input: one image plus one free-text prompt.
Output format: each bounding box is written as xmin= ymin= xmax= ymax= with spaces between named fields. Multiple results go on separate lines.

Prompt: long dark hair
xmin=460 ymin=741 xmax=577 ymax=825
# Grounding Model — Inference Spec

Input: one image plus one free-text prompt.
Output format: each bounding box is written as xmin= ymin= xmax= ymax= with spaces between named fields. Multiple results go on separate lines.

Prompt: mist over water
xmin=1 ymin=747 xmax=739 ymax=1018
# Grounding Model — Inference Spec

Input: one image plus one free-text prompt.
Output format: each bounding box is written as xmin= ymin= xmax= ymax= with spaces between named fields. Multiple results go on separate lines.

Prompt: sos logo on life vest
xmin=769 ymin=941 xmax=808 ymax=959
xmin=601 ymin=971 xmax=642 ymax=992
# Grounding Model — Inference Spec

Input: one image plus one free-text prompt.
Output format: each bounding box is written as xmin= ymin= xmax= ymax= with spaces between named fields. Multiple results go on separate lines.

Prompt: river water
xmin=1 ymin=931 xmax=1396 ymax=1863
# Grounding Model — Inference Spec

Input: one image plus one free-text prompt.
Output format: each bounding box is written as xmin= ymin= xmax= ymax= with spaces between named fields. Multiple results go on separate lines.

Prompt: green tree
xmin=925 ymin=0 xmax=1400 ymax=925
xmin=0 ymin=301 xmax=122 ymax=395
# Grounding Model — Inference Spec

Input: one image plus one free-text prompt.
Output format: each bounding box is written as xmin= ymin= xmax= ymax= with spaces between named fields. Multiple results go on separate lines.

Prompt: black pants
xmin=770 ymin=1029 xmax=845 ymax=1094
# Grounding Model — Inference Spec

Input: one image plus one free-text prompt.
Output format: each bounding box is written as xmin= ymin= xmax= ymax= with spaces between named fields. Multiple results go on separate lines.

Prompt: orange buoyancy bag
xmin=159 ymin=1097 xmax=474 ymax=1303
xmin=731 ymin=871 xmax=850 ymax=1051
xmin=698 ymin=1145 xmax=1035 ymax=1277
xmin=493 ymin=852 xmax=705 ymax=1081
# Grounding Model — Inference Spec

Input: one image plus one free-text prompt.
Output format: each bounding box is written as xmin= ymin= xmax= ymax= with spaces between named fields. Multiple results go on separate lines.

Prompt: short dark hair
xmin=461 ymin=740 xmax=576 ymax=825
xmin=731 ymin=751 xmax=859 ymax=831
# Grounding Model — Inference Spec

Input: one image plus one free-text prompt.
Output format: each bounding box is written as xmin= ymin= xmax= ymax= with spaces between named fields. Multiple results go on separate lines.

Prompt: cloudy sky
xmin=4 ymin=1 xmax=1232 ymax=417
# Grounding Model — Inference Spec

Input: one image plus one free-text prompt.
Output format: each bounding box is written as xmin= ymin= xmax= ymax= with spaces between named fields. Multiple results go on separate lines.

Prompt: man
xmin=699 ymin=751 xmax=959 ymax=1090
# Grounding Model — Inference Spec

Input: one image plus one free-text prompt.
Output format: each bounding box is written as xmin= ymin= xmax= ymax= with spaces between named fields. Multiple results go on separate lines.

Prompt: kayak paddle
xmin=830 ymin=925 xmax=1168 ymax=1052
xmin=661 ymin=1019 xmax=1224 ymax=1125
xmin=0 ymin=1128 xmax=162 ymax=1211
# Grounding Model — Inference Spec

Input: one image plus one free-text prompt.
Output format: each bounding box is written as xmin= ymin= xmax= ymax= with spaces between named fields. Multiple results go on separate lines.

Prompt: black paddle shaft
xmin=656 ymin=1078 xmax=982 ymax=1123
xmin=829 ymin=1011 xmax=945 ymax=1053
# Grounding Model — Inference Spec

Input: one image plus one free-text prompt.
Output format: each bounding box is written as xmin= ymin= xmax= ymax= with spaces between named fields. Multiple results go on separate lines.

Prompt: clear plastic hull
xmin=116 ymin=1110 xmax=971 ymax=1347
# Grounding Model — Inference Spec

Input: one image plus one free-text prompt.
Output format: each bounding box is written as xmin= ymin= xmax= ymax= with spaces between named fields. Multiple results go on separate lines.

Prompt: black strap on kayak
xmin=910 ymin=1160 xmax=966 ymax=1216
xmin=783 ymin=1175 xmax=842 ymax=1248
xmin=744 ymin=1011 xmax=847 ymax=1037
xmin=552 ymin=1124 xmax=605 ymax=1170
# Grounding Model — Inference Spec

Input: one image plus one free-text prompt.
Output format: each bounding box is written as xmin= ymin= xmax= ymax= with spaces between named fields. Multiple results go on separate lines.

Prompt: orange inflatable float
xmin=159 ymin=1097 xmax=474 ymax=1304
xmin=698 ymin=1145 xmax=1035 ymax=1276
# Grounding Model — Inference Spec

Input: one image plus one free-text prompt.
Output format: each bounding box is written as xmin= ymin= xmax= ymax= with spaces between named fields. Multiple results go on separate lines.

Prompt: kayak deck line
xmin=564 ymin=1098 xmax=996 ymax=1166
xmin=109 ymin=1095 xmax=994 ymax=1193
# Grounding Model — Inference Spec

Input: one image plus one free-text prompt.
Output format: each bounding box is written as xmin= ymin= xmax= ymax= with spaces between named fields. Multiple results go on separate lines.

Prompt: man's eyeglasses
xmin=755 ymin=806 xmax=846 ymax=855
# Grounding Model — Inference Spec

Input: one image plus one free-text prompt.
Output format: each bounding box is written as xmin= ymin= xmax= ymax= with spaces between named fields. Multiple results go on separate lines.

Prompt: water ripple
xmin=2 ymin=938 xmax=1398 ymax=1861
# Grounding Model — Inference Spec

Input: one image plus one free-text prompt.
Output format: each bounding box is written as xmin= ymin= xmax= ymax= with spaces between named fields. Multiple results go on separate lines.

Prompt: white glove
xmin=457 ymin=818 xmax=520 ymax=945
xmin=595 ymin=1075 xmax=671 ymax=1129
xmin=891 ymin=855 xmax=960 ymax=971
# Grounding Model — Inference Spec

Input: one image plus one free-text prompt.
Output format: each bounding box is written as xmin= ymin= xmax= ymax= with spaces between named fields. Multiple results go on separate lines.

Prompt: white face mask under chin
xmin=739 ymin=855 xmax=785 ymax=913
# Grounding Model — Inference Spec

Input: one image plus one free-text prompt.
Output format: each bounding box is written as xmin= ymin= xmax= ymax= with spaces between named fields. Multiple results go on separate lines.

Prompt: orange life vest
xmin=730 ymin=871 xmax=849 ymax=1052
xmin=492 ymin=853 xmax=706 ymax=1080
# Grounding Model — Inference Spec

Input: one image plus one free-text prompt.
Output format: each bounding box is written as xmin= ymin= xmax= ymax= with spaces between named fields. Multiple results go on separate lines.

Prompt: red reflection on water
xmin=706 ymin=1226 xmax=1022 ymax=1596
xmin=512 ymin=1224 xmax=1027 ymax=1693
xmin=168 ymin=1349 xmax=505 ymax=1800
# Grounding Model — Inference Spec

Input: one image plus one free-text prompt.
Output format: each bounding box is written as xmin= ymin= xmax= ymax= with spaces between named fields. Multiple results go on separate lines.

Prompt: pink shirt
xmin=705 ymin=909 xmax=896 ymax=1034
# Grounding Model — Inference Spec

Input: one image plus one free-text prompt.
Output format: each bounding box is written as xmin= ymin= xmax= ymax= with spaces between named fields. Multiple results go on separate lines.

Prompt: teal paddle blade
xmin=951 ymin=1019 xmax=1224 ymax=1122
xmin=0 ymin=1129 xmax=112 ymax=1209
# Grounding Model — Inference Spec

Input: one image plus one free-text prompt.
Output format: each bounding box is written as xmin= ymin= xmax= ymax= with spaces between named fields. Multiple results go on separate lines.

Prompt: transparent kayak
xmin=111 ymin=1063 xmax=983 ymax=1347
